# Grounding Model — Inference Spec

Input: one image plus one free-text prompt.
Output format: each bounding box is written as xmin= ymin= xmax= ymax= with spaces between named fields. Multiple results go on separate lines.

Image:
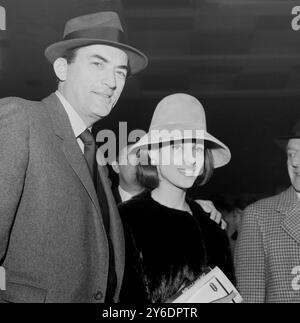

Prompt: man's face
xmin=287 ymin=138 xmax=300 ymax=192
xmin=61 ymin=44 xmax=128 ymax=127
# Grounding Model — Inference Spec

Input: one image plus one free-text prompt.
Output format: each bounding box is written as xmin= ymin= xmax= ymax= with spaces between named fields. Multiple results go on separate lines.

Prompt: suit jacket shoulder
xmin=243 ymin=187 xmax=297 ymax=226
xmin=0 ymin=96 xmax=45 ymax=113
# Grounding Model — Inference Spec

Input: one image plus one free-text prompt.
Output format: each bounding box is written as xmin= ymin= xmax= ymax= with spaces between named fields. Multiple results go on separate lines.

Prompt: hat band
xmin=64 ymin=26 xmax=126 ymax=44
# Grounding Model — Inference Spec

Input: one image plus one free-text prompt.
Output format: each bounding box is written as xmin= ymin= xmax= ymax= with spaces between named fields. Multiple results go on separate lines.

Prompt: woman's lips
xmin=177 ymin=167 xmax=196 ymax=176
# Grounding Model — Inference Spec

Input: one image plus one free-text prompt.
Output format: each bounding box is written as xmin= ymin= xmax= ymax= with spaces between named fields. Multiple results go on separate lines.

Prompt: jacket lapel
xmin=97 ymin=151 xmax=125 ymax=298
xmin=42 ymin=93 xmax=101 ymax=217
xmin=279 ymin=187 xmax=300 ymax=245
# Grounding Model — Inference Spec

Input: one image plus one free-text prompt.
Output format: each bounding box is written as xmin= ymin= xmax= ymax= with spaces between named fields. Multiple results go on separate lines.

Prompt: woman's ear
xmin=53 ymin=58 xmax=68 ymax=81
xmin=148 ymin=149 xmax=159 ymax=165
xmin=111 ymin=161 xmax=120 ymax=174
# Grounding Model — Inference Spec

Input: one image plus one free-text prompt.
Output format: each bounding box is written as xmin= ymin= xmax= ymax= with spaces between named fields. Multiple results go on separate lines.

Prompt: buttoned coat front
xmin=235 ymin=187 xmax=300 ymax=303
xmin=0 ymin=93 xmax=125 ymax=303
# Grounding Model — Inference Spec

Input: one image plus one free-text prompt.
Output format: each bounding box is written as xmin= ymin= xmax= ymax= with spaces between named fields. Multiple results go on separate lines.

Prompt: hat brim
xmin=129 ymin=128 xmax=231 ymax=169
xmin=44 ymin=38 xmax=148 ymax=75
xmin=275 ymin=135 xmax=300 ymax=151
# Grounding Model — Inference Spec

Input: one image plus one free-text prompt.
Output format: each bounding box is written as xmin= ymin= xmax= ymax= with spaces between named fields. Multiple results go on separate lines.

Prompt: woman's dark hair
xmin=193 ymin=148 xmax=214 ymax=187
xmin=136 ymin=143 xmax=214 ymax=190
xmin=136 ymin=149 xmax=159 ymax=190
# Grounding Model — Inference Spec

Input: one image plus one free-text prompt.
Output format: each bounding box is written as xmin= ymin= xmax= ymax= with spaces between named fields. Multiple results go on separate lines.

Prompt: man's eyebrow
xmin=118 ymin=64 xmax=129 ymax=72
xmin=90 ymin=54 xmax=128 ymax=71
xmin=90 ymin=54 xmax=108 ymax=62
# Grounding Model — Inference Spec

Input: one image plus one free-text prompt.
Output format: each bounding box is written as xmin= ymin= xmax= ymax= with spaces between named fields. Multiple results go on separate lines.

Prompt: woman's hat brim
xmin=129 ymin=128 xmax=231 ymax=168
xmin=44 ymin=38 xmax=148 ymax=75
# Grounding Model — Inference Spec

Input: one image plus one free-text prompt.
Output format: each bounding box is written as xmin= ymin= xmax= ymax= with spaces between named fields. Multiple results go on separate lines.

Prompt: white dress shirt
xmin=118 ymin=185 xmax=135 ymax=203
xmin=55 ymin=90 xmax=87 ymax=153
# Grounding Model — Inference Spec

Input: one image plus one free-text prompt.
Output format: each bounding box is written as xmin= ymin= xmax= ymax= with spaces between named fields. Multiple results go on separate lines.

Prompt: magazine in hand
xmin=170 ymin=266 xmax=243 ymax=303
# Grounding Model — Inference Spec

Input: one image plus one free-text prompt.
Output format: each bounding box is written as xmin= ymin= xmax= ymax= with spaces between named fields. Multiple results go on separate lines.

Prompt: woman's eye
xmin=194 ymin=145 xmax=204 ymax=152
xmin=173 ymin=145 xmax=182 ymax=150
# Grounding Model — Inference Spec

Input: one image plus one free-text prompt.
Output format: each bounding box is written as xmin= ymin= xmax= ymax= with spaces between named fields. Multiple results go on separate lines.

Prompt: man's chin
xmin=95 ymin=106 xmax=112 ymax=118
xmin=292 ymin=181 xmax=300 ymax=193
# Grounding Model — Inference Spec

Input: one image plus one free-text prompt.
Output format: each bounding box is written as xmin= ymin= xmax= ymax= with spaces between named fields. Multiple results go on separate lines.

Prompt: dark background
xmin=1 ymin=0 xmax=300 ymax=199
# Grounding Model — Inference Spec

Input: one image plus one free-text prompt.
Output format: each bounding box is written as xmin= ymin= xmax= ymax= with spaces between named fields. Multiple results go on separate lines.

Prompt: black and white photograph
xmin=0 ymin=0 xmax=300 ymax=309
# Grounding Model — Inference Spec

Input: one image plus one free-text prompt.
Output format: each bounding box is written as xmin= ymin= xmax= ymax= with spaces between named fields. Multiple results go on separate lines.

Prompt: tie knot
xmin=79 ymin=129 xmax=95 ymax=146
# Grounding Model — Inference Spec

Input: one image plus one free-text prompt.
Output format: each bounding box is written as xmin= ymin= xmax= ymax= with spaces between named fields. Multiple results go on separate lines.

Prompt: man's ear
xmin=111 ymin=161 xmax=120 ymax=174
xmin=148 ymin=149 xmax=159 ymax=165
xmin=53 ymin=57 xmax=68 ymax=81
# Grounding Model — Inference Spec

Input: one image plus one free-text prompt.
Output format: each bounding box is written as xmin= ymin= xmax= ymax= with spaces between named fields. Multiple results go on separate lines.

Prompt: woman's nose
xmin=183 ymin=148 xmax=196 ymax=165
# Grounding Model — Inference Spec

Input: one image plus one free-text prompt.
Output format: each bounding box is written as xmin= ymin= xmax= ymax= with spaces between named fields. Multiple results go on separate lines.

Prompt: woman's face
xmin=150 ymin=141 xmax=205 ymax=189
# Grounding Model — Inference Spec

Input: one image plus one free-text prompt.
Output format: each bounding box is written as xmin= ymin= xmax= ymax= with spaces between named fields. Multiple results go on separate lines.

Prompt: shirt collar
xmin=118 ymin=185 xmax=135 ymax=203
xmin=55 ymin=90 xmax=87 ymax=138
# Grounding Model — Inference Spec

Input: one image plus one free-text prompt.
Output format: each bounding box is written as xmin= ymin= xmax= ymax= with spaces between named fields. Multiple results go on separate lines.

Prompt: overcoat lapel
xmin=97 ymin=154 xmax=125 ymax=296
xmin=279 ymin=187 xmax=300 ymax=245
xmin=42 ymin=93 xmax=102 ymax=217
xmin=42 ymin=93 xmax=125 ymax=297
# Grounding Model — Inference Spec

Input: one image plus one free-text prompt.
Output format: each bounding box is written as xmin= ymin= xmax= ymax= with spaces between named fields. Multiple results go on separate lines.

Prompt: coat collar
xmin=42 ymin=93 xmax=101 ymax=217
xmin=42 ymin=93 xmax=125 ymax=298
xmin=42 ymin=93 xmax=68 ymax=140
xmin=278 ymin=186 xmax=300 ymax=245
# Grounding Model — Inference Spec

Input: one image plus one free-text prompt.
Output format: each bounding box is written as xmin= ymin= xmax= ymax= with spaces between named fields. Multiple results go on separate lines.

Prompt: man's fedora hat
xmin=45 ymin=11 xmax=148 ymax=75
xmin=130 ymin=93 xmax=231 ymax=168
xmin=276 ymin=119 xmax=300 ymax=150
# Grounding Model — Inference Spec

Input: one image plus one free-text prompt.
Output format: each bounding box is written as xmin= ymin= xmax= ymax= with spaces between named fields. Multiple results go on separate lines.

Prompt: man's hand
xmin=195 ymin=199 xmax=227 ymax=230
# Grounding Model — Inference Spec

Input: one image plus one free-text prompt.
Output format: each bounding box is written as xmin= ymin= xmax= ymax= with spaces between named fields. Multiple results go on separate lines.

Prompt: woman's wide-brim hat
xmin=130 ymin=93 xmax=231 ymax=169
xmin=45 ymin=11 xmax=148 ymax=75
xmin=275 ymin=118 xmax=300 ymax=150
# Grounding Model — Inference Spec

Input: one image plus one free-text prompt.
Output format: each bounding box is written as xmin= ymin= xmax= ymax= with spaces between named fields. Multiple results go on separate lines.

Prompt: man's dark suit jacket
xmin=0 ymin=93 xmax=125 ymax=303
xmin=112 ymin=187 xmax=122 ymax=205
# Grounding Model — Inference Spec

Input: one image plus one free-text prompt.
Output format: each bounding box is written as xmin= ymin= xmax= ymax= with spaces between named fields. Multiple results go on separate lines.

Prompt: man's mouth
xmin=93 ymin=91 xmax=112 ymax=102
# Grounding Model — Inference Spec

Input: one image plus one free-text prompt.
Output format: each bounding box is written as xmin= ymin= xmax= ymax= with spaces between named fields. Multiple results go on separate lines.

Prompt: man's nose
xmin=292 ymin=152 xmax=300 ymax=166
xmin=102 ymin=69 xmax=116 ymax=89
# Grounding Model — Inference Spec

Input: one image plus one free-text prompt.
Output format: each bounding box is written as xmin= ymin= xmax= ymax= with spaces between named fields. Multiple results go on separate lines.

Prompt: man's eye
xmin=116 ymin=70 xmax=127 ymax=79
xmin=92 ymin=61 xmax=104 ymax=67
